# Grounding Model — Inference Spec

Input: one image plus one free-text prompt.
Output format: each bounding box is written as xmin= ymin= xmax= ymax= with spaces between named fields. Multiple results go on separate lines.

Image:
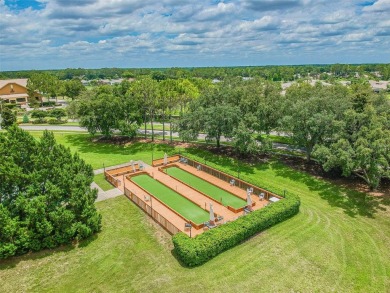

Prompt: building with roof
xmin=369 ymin=80 xmax=389 ymax=93
xmin=0 ymin=79 xmax=42 ymax=105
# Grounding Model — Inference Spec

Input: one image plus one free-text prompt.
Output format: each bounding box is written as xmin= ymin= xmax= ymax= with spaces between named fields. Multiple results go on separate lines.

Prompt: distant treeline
xmin=1 ymin=64 xmax=389 ymax=81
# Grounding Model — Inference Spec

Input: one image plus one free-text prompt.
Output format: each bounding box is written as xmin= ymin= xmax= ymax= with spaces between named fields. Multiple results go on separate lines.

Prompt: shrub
xmin=47 ymin=118 xmax=68 ymax=124
xmin=32 ymin=119 xmax=47 ymax=124
xmin=42 ymin=101 xmax=56 ymax=107
xmin=48 ymin=108 xmax=66 ymax=120
xmin=31 ymin=110 xmax=48 ymax=119
xmin=172 ymin=193 xmax=300 ymax=266
xmin=22 ymin=114 xmax=29 ymax=123
xmin=3 ymin=103 xmax=18 ymax=109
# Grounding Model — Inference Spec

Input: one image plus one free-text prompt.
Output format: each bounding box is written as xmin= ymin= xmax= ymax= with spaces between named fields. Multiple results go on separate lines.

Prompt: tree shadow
xmin=272 ymin=161 xmax=385 ymax=218
xmin=0 ymin=233 xmax=99 ymax=270
xmin=183 ymin=147 xmax=256 ymax=176
xmin=64 ymin=135 xmax=153 ymax=156
xmin=0 ymin=245 xmax=75 ymax=270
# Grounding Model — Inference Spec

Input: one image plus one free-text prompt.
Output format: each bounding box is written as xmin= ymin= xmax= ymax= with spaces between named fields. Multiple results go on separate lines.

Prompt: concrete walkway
xmin=92 ymin=161 xmax=151 ymax=202
xmin=91 ymin=181 xmax=123 ymax=202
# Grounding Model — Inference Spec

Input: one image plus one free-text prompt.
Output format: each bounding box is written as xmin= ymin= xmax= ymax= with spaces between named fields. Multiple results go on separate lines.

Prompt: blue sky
xmin=0 ymin=0 xmax=389 ymax=71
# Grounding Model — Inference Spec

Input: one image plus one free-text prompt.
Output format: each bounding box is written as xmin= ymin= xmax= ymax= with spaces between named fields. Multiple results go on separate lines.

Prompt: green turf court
xmin=165 ymin=166 xmax=246 ymax=209
xmin=131 ymin=174 xmax=209 ymax=224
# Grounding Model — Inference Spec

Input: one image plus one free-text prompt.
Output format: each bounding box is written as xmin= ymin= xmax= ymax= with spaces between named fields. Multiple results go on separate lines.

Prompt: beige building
xmin=0 ymin=79 xmax=42 ymax=105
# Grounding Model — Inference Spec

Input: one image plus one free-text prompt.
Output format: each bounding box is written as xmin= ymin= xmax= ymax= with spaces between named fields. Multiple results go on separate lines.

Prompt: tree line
xmin=1 ymin=63 xmax=389 ymax=81
xmin=180 ymin=78 xmax=390 ymax=190
xmin=69 ymin=76 xmax=389 ymax=190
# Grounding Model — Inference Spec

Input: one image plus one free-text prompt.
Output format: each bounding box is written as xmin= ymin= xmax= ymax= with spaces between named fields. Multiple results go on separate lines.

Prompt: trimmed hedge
xmin=32 ymin=119 xmax=47 ymax=124
xmin=173 ymin=193 xmax=300 ymax=266
xmin=48 ymin=118 xmax=68 ymax=124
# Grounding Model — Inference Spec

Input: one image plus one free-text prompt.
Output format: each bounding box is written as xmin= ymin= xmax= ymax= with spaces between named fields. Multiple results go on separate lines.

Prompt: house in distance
xmin=0 ymin=79 xmax=42 ymax=106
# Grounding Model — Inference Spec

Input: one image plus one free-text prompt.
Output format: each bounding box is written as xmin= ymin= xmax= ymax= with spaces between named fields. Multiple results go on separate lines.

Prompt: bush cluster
xmin=48 ymin=118 xmax=68 ymax=124
xmin=32 ymin=119 xmax=47 ymax=124
xmin=42 ymin=101 xmax=56 ymax=107
xmin=173 ymin=193 xmax=300 ymax=266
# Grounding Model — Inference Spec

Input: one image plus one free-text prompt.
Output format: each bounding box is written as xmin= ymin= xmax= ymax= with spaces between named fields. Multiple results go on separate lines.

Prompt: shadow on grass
xmin=64 ymin=135 xmax=176 ymax=161
xmin=271 ymin=161 xmax=385 ymax=218
xmin=64 ymin=135 xmax=148 ymax=155
xmin=183 ymin=147 xmax=256 ymax=176
xmin=0 ymin=233 xmax=99 ymax=270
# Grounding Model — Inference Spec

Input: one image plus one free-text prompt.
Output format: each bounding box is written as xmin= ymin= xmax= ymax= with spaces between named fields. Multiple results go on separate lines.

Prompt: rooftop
xmin=0 ymin=79 xmax=28 ymax=89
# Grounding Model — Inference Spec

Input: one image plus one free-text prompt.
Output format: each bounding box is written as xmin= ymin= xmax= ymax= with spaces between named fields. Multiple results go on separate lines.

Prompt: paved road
xmin=20 ymin=125 xmax=87 ymax=132
xmin=20 ymin=125 xmax=304 ymax=153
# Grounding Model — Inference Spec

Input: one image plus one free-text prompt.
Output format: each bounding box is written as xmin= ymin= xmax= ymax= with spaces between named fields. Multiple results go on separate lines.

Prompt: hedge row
xmin=172 ymin=193 xmax=300 ymax=266
xmin=31 ymin=119 xmax=68 ymax=124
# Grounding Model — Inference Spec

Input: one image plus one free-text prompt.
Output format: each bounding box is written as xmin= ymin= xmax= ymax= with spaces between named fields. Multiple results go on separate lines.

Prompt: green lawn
xmin=93 ymin=173 xmax=115 ymax=191
xmin=27 ymin=132 xmax=175 ymax=169
xmin=1 ymin=132 xmax=389 ymax=292
xmin=132 ymin=174 xmax=209 ymax=224
xmin=166 ymin=166 xmax=246 ymax=209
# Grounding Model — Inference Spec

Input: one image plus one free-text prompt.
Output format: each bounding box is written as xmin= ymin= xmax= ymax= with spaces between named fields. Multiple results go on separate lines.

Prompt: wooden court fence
xmin=124 ymin=186 xmax=181 ymax=235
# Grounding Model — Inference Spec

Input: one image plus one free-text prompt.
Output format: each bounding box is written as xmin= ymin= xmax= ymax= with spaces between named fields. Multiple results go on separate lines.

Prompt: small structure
xmin=164 ymin=153 xmax=168 ymax=165
xmin=130 ymin=160 xmax=136 ymax=173
xmin=209 ymin=203 xmax=215 ymax=225
xmin=259 ymin=193 xmax=265 ymax=201
xmin=269 ymin=196 xmax=280 ymax=203
xmin=247 ymin=191 xmax=252 ymax=207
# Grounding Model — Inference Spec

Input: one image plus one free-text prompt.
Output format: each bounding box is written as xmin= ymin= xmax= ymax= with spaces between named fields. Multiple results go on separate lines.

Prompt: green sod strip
xmin=131 ymin=174 xmax=210 ymax=224
xmin=166 ymin=167 xmax=246 ymax=209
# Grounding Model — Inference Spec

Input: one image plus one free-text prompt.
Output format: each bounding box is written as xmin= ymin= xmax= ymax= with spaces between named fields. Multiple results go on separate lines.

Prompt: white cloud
xmin=363 ymin=0 xmax=390 ymax=12
xmin=0 ymin=0 xmax=389 ymax=70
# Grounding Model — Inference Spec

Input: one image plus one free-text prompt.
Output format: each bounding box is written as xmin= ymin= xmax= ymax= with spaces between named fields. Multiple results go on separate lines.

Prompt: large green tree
xmin=283 ymin=83 xmax=350 ymax=161
xmin=0 ymin=127 xmax=101 ymax=258
xmin=314 ymin=107 xmax=390 ymax=190
xmin=0 ymin=107 xmax=16 ymax=129
xmin=127 ymin=77 xmax=159 ymax=141
xmin=78 ymin=86 xmax=142 ymax=138
xmin=63 ymin=79 xmax=86 ymax=100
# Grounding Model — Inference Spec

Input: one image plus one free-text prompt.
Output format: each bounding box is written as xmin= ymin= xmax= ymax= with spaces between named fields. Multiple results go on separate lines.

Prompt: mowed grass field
xmin=0 ymin=132 xmax=389 ymax=292
xmin=166 ymin=166 xmax=246 ymax=209
xmin=131 ymin=174 xmax=210 ymax=224
xmin=27 ymin=131 xmax=174 ymax=169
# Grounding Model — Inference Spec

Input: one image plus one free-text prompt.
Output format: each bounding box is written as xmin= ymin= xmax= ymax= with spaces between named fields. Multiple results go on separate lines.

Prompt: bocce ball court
xmin=105 ymin=155 xmax=282 ymax=237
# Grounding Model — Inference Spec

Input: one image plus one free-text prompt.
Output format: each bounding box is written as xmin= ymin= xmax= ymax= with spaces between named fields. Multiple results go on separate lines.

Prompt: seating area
xmin=203 ymin=221 xmax=217 ymax=230
xmin=243 ymin=207 xmax=252 ymax=214
xmin=259 ymin=193 xmax=265 ymax=201
xmin=179 ymin=157 xmax=188 ymax=164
